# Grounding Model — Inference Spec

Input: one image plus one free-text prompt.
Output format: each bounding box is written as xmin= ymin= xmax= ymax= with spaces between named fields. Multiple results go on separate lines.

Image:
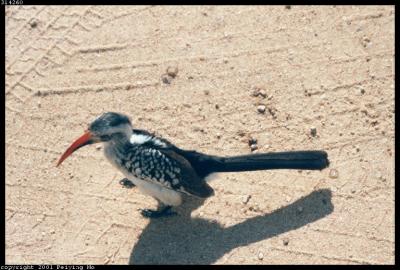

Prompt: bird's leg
xmin=119 ymin=178 xmax=136 ymax=189
xmin=140 ymin=201 xmax=177 ymax=218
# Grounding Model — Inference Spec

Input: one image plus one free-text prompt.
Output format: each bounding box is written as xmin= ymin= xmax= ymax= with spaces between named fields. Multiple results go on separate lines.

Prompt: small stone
xmin=50 ymin=229 xmax=55 ymax=234
xmin=310 ymin=127 xmax=317 ymax=137
xmin=363 ymin=36 xmax=370 ymax=43
xmin=351 ymin=189 xmax=356 ymax=194
xmin=216 ymin=133 xmax=221 ymax=139
xmin=258 ymin=251 xmax=264 ymax=260
xmin=37 ymin=101 xmax=41 ymax=108
xmin=199 ymin=57 xmax=206 ymax=61
xmin=297 ymin=206 xmax=303 ymax=214
xmin=329 ymin=169 xmax=339 ymax=179
xmin=96 ymin=145 xmax=102 ymax=150
xmin=259 ymin=90 xmax=267 ymax=98
xmin=188 ymin=76 xmax=194 ymax=80
xmin=29 ymin=20 xmax=38 ymax=28
xmin=204 ymin=90 xmax=210 ymax=95
xmin=283 ymin=238 xmax=289 ymax=246
xmin=360 ymin=88 xmax=365 ymax=94
xmin=215 ymin=104 xmax=219 ymax=109
xmin=285 ymin=5 xmax=291 ymax=9
xmin=257 ymin=105 xmax=266 ymax=113
xmin=242 ymin=195 xmax=251 ymax=204
xmin=248 ymin=137 xmax=257 ymax=146
xmin=250 ymin=144 xmax=258 ymax=152
xmin=166 ymin=66 xmax=178 ymax=78
xmin=251 ymin=90 xmax=259 ymax=97
xmin=161 ymin=74 xmax=172 ymax=84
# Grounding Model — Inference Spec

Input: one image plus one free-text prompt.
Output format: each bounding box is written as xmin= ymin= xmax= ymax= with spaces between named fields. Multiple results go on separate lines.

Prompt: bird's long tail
xmin=212 ymin=150 xmax=329 ymax=172
xmin=177 ymin=150 xmax=329 ymax=177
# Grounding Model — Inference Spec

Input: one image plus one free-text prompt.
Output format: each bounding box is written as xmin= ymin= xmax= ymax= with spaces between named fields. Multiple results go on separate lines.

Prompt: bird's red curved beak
xmin=57 ymin=131 xmax=94 ymax=167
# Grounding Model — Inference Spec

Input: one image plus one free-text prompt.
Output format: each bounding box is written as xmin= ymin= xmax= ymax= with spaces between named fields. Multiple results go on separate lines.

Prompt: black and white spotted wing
xmin=117 ymin=130 xmax=214 ymax=198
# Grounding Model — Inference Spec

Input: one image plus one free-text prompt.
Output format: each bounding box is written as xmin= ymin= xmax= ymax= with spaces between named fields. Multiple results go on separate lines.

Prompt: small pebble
xmin=161 ymin=74 xmax=172 ymax=84
xmin=329 ymin=169 xmax=339 ymax=179
xmin=362 ymin=36 xmax=370 ymax=43
xmin=297 ymin=206 xmax=303 ymax=214
xmin=96 ymin=145 xmax=102 ymax=150
xmin=250 ymin=144 xmax=258 ymax=152
xmin=259 ymin=90 xmax=267 ymax=98
xmin=30 ymin=20 xmax=38 ymax=28
xmin=283 ymin=238 xmax=289 ymax=246
xmin=258 ymin=251 xmax=264 ymax=260
xmin=242 ymin=195 xmax=251 ymax=204
xmin=204 ymin=90 xmax=210 ymax=95
xmin=310 ymin=127 xmax=317 ymax=137
xmin=257 ymin=105 xmax=266 ymax=113
xmin=248 ymin=137 xmax=257 ymax=146
xmin=285 ymin=5 xmax=291 ymax=9
xmin=215 ymin=104 xmax=219 ymax=109
xmin=166 ymin=66 xmax=178 ymax=78
xmin=37 ymin=101 xmax=41 ymax=108
xmin=251 ymin=87 xmax=267 ymax=98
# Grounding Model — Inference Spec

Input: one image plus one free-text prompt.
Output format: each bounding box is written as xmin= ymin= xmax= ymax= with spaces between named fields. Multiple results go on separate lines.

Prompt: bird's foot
xmin=119 ymin=178 xmax=136 ymax=189
xmin=140 ymin=206 xmax=177 ymax=218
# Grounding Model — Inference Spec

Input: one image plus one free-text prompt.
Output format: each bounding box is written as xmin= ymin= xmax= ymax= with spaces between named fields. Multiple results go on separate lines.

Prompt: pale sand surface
xmin=5 ymin=5 xmax=394 ymax=264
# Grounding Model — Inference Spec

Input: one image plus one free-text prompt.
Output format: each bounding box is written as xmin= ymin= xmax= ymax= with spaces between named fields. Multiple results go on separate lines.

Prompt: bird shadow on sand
xmin=129 ymin=188 xmax=333 ymax=264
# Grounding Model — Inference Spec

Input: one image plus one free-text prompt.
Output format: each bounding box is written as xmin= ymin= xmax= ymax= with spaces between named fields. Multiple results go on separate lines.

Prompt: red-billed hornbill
xmin=57 ymin=112 xmax=329 ymax=218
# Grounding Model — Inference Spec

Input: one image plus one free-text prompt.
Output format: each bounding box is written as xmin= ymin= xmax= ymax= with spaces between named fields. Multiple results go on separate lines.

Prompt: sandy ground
xmin=5 ymin=5 xmax=394 ymax=265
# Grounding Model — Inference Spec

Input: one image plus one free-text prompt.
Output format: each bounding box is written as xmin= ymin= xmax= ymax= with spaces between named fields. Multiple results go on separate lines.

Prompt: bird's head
xmin=56 ymin=112 xmax=132 ymax=167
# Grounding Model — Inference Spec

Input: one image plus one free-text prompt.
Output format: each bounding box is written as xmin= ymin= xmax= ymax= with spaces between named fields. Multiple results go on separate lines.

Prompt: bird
xmin=57 ymin=112 xmax=329 ymax=218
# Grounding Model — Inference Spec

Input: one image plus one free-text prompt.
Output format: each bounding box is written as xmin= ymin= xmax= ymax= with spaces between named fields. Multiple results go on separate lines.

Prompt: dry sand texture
xmin=5 ymin=5 xmax=394 ymax=264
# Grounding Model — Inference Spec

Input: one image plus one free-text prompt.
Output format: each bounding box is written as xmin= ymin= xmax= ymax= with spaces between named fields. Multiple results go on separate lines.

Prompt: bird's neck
xmin=106 ymin=130 xmax=133 ymax=151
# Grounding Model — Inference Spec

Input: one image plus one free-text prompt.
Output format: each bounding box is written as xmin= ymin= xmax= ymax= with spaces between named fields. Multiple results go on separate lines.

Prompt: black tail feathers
xmin=213 ymin=150 xmax=329 ymax=173
xmin=177 ymin=149 xmax=329 ymax=177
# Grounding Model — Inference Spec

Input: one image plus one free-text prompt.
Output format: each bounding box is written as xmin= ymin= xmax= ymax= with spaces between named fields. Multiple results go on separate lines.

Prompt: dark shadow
xmin=129 ymin=188 xmax=333 ymax=264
